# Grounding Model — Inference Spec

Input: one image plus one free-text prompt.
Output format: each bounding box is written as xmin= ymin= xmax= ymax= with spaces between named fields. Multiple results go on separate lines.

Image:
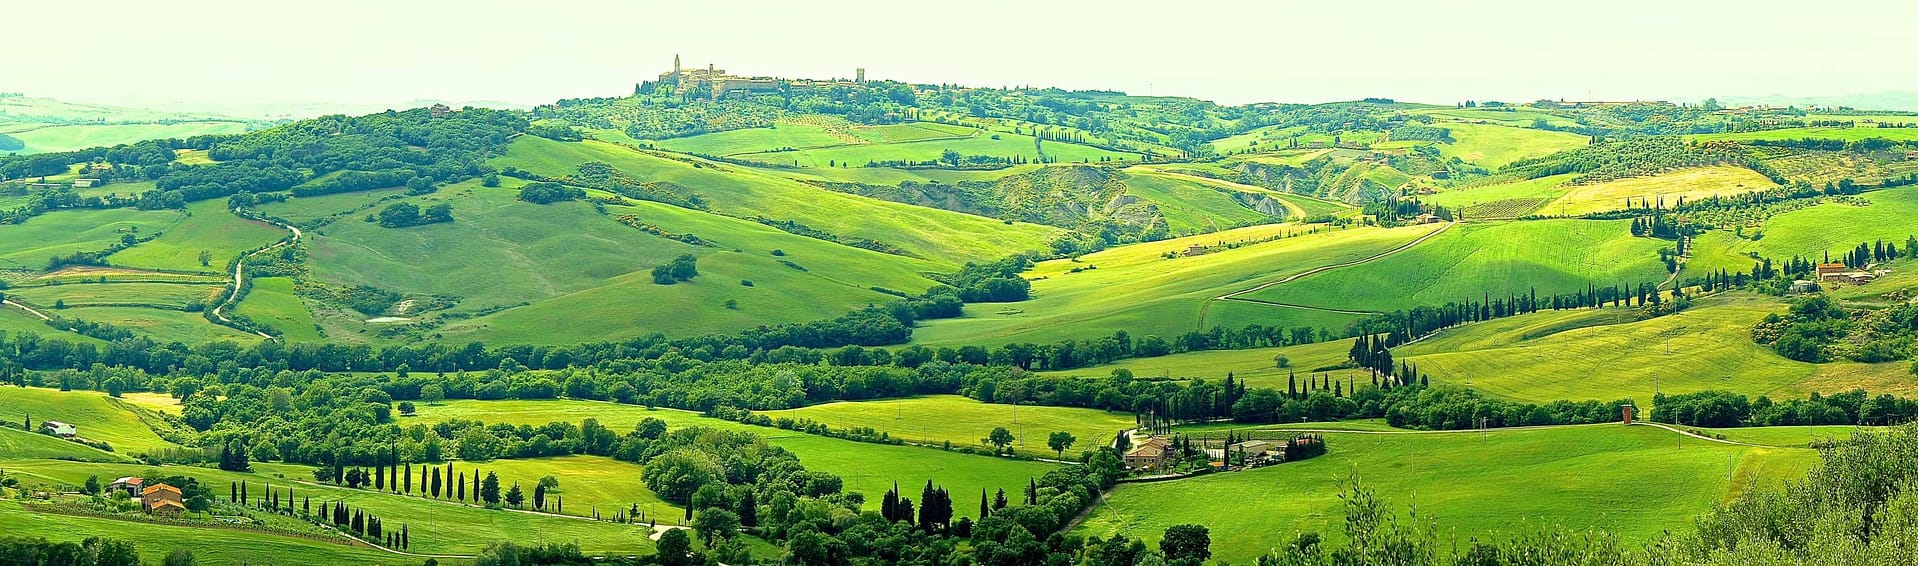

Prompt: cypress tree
xmin=404 ymin=463 xmax=412 ymax=494
xmin=980 ymin=488 xmax=990 ymax=519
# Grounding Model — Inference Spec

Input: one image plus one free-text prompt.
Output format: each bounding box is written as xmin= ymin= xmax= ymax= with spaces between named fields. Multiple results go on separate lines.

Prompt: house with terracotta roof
xmin=1123 ymin=437 xmax=1172 ymax=471
xmin=109 ymin=477 xmax=145 ymax=498
xmin=141 ymin=483 xmax=185 ymax=516
xmin=1816 ymin=263 xmax=1849 ymax=281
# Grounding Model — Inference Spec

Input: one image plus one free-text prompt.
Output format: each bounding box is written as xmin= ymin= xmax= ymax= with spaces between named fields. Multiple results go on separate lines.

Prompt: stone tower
xmin=856 ymin=68 xmax=866 ymax=84
xmin=672 ymin=54 xmax=681 ymax=84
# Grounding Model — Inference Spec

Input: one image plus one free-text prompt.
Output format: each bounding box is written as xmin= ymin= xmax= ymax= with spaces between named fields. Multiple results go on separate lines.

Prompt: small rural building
xmin=1234 ymin=440 xmax=1272 ymax=458
xmin=1414 ymin=213 xmax=1441 ymax=224
xmin=141 ymin=483 xmax=185 ymax=516
xmin=1184 ymin=244 xmax=1207 ymax=257
xmin=1790 ymin=280 xmax=1821 ymax=294
xmin=1304 ymin=140 xmax=1329 ymax=149
xmin=1123 ymin=438 xmax=1171 ymax=471
xmin=1841 ymin=272 xmax=1877 ymax=285
xmin=70 ymin=178 xmax=100 ymax=188
xmin=28 ymin=182 xmax=62 ymax=190
xmin=110 ymin=477 xmax=145 ymax=497
xmin=1816 ymin=263 xmax=1849 ymax=281
xmin=1620 ymin=404 xmax=1636 ymax=425
xmin=429 ymin=103 xmax=451 ymax=118
xmin=40 ymin=420 xmax=76 ymax=437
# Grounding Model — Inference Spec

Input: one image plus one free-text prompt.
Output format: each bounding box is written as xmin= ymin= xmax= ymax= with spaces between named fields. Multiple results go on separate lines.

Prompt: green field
xmin=1689 ymin=186 xmax=1918 ymax=267
xmin=1 ymin=121 xmax=248 ymax=154
xmin=1694 ymin=425 xmax=1881 ymax=448
xmin=1120 ymin=171 xmax=1278 ymax=231
xmin=1074 ymin=424 xmax=1815 ymax=564
xmin=0 ymin=387 xmax=177 ymax=455
xmin=443 ymin=455 xmax=683 ymax=524
xmin=1243 ymin=219 xmax=1668 ymax=313
xmin=0 ymin=426 xmax=129 ymax=462
xmin=1433 ymin=122 xmax=1588 ymax=169
xmin=107 ymin=200 xmax=286 ymax=273
xmin=255 ymin=186 xmax=412 ymax=226
xmin=435 ymin=193 xmax=942 ymax=344
xmin=293 ymin=177 xmax=942 ymax=343
xmin=1038 ymin=338 xmax=1358 ymax=390
xmin=0 ymin=459 xmax=657 ymax=558
xmin=405 ymin=399 xmax=1055 ymax=521
xmin=491 ymin=136 xmax=1063 ymax=266
xmin=0 ymin=500 xmax=412 ymax=565
xmin=757 ymin=395 xmax=1135 ymax=459
xmin=234 ymin=276 xmax=323 ymax=341
xmin=0 ymin=208 xmax=183 ymax=270
xmin=1544 ymin=166 xmax=1777 ymax=216
xmin=6 ymin=281 xmax=218 ymax=309
xmin=913 ymin=223 xmax=1441 ymax=347
xmin=1389 ymin=293 xmax=1918 ymax=402
xmin=60 ymin=305 xmax=261 ymax=343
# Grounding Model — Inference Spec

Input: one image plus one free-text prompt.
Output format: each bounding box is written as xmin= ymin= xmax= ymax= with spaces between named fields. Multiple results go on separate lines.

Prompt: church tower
xmin=672 ymin=54 xmax=681 ymax=84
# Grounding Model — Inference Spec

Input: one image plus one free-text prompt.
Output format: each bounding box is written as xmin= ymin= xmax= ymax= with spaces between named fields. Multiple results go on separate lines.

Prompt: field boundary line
xmin=1197 ymin=221 xmax=1454 ymax=326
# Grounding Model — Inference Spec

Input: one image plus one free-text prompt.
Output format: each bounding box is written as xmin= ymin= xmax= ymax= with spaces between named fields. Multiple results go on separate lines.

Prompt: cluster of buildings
xmin=1817 ymin=262 xmax=1881 ymax=286
xmin=651 ymin=55 xmax=866 ymax=100
xmin=1121 ymin=436 xmax=1296 ymax=472
xmin=108 ymin=477 xmax=185 ymax=516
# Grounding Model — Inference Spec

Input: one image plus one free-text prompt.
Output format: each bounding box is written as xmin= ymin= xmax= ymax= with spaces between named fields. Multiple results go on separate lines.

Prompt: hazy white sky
xmin=4 ymin=0 xmax=1915 ymax=110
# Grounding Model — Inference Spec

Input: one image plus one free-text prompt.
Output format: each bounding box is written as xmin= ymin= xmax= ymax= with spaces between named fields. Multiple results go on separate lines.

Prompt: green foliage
xmin=515 ymin=182 xmax=585 ymax=204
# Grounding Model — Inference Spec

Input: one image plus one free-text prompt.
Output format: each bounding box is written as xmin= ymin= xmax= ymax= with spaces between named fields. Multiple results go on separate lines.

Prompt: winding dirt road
xmin=210 ymin=214 xmax=303 ymax=340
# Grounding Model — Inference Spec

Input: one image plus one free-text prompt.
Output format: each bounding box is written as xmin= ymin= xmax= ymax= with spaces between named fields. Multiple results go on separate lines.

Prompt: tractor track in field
xmin=1196 ymin=221 xmax=1455 ymax=327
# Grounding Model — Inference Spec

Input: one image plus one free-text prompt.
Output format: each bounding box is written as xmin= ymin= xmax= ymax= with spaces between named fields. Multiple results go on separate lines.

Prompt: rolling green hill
xmin=492 ymin=136 xmax=1063 ymax=266
xmin=0 ymin=387 xmax=176 ymax=455
xmin=1240 ymin=219 xmax=1669 ymax=313
xmin=1073 ymin=424 xmax=1814 ymax=564
xmin=913 ymin=223 xmax=1442 ymax=346
xmin=1395 ymin=293 xmax=1917 ymax=402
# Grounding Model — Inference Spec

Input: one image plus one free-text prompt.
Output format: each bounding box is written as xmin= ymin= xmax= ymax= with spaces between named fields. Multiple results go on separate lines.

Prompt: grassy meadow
xmin=491 ymin=136 xmax=1063 ymax=266
xmin=1038 ymin=338 xmax=1358 ymax=390
xmin=0 ymin=501 xmax=412 ymax=565
xmin=1074 ymin=424 xmax=1816 ymax=564
xmin=1119 ymin=171 xmax=1278 ymax=231
xmin=913 ymin=223 xmax=1442 ymax=347
xmin=1433 ymin=122 xmax=1588 ymax=168
xmin=0 ymin=208 xmax=183 ymax=270
xmin=0 ymin=458 xmax=658 ymax=557
xmin=0 ymin=386 xmax=177 ymax=454
xmin=233 ymin=276 xmax=324 ymax=341
xmin=1242 ymin=219 xmax=1669 ymax=314
xmin=1394 ymin=294 xmax=1864 ymax=402
xmin=1688 ymin=186 xmax=1918 ymax=267
xmin=6 ymin=281 xmax=219 ymax=309
xmin=756 ymin=395 xmax=1135 ymax=459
